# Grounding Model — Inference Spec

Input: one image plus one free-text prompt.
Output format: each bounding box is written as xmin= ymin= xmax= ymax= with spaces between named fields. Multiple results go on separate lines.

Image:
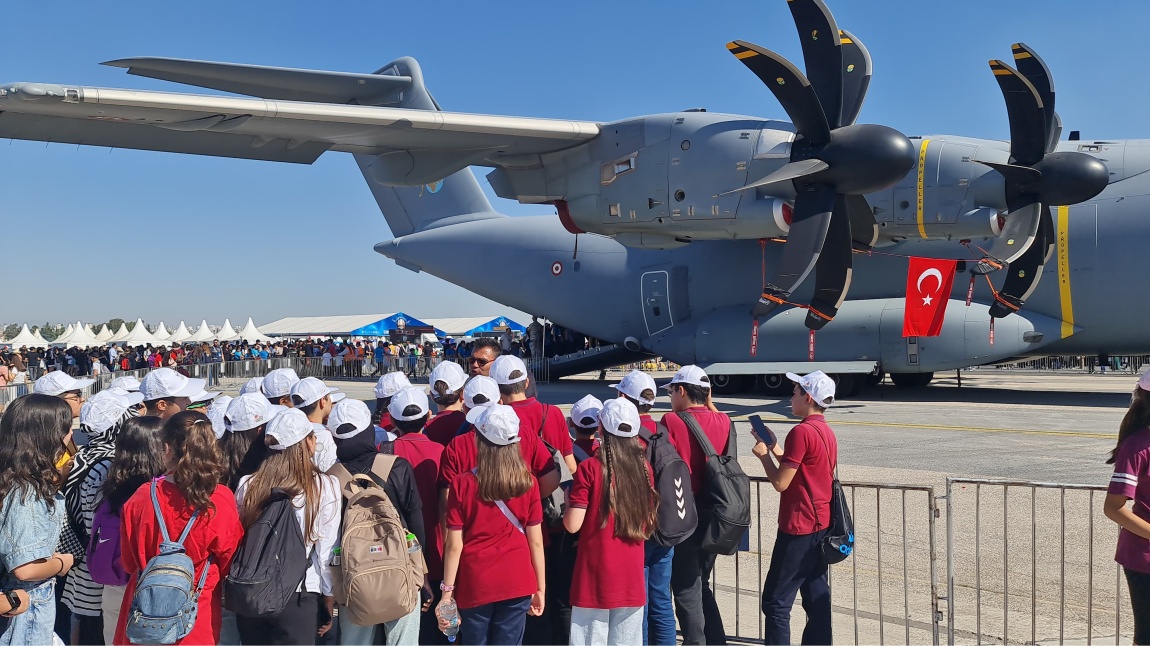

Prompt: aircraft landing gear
xmin=890 ymin=372 xmax=934 ymax=388
xmin=710 ymin=374 xmax=748 ymax=395
xmin=757 ymin=373 xmax=791 ymax=396
xmin=832 ymin=373 xmax=864 ymax=398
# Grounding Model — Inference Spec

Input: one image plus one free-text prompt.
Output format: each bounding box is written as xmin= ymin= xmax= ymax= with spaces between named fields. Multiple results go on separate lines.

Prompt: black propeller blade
xmin=730 ymin=0 xmax=915 ymax=324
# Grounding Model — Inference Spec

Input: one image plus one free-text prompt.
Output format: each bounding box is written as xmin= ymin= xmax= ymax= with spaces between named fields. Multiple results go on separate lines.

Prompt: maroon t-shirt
xmin=445 ymin=473 xmax=542 ymax=609
xmin=393 ymin=433 xmax=445 ymax=579
xmin=572 ymin=437 xmax=598 ymax=462
xmin=661 ymin=407 xmax=733 ymax=494
xmin=438 ymin=430 xmax=556 ymax=489
xmin=425 ymin=409 xmax=467 ymax=447
xmin=509 ymin=398 xmax=573 ymax=457
xmin=568 ymin=457 xmax=650 ymax=609
xmin=1109 ymin=427 xmax=1150 ymax=573
xmin=778 ymin=415 xmax=837 ymax=536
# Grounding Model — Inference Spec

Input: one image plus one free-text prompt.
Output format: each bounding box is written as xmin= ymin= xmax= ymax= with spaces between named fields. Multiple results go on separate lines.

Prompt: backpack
xmin=87 ymin=499 xmax=129 ymax=586
xmin=535 ymin=405 xmax=571 ymax=529
xmin=677 ymin=412 xmax=751 ymax=555
xmin=327 ymin=456 xmax=425 ymax=626
xmin=124 ymin=481 xmax=209 ymax=645
xmin=225 ymin=488 xmax=311 ymax=619
xmin=801 ymin=424 xmax=855 ymax=564
xmin=639 ymin=426 xmax=698 ymax=547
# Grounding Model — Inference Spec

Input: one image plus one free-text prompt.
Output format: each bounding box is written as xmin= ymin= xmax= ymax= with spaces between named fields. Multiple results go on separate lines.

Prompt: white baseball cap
xmin=570 ymin=395 xmax=604 ymax=429
xmin=613 ymin=370 xmax=658 ymax=405
xmin=262 ymin=368 xmax=300 ymax=399
xmin=80 ymin=390 xmax=136 ymax=434
xmin=89 ymin=387 xmax=145 ymax=407
xmin=463 ymin=376 xmax=500 ymax=411
xmin=389 ymin=386 xmax=430 ymax=422
xmin=107 ymin=376 xmax=142 ymax=392
xmin=786 ymin=370 xmax=836 ymax=408
xmin=599 ymin=397 xmax=641 ymax=438
xmin=473 ymin=404 xmax=521 ymax=446
xmin=663 ymin=365 xmax=711 ymax=390
xmin=375 ymin=371 xmax=412 ymax=399
xmin=328 ymin=399 xmax=373 ymax=440
xmin=490 ymin=355 xmax=529 ymax=385
xmin=139 ymin=368 xmax=208 ymax=401
xmin=225 ymin=393 xmax=281 ymax=433
xmin=239 ymin=376 xmax=265 ymax=396
xmin=1138 ymin=371 xmax=1150 ymax=392
xmin=266 ymin=408 xmax=314 ymax=451
xmin=206 ymin=395 xmax=233 ymax=440
xmin=429 ymin=361 xmax=467 ymax=394
xmin=34 ymin=371 xmax=95 ymax=396
xmin=290 ymin=377 xmax=345 ymax=408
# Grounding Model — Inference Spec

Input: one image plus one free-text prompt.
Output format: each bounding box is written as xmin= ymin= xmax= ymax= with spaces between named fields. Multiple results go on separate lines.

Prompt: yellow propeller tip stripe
xmin=1014 ymin=52 xmax=1034 ymax=59
xmin=735 ymin=51 xmax=758 ymax=59
xmin=840 ymin=37 xmax=854 ymax=44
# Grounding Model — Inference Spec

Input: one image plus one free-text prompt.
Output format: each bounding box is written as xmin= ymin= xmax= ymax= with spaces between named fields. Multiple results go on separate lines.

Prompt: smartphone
xmin=748 ymin=415 xmax=773 ymax=446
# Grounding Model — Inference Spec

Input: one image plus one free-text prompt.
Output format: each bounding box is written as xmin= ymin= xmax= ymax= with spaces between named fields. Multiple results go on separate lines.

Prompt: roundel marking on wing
xmin=551 ymin=262 xmax=563 ymax=276
xmin=425 ymin=180 xmax=443 ymax=194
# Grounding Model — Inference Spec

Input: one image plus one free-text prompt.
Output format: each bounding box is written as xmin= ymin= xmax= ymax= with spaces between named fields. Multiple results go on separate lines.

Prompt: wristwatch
xmin=4 ymin=590 xmax=20 ymax=614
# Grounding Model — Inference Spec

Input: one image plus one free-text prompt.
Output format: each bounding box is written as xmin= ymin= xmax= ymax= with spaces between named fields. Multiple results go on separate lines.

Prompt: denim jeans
xmin=459 ymin=596 xmax=531 ymax=646
xmin=0 ymin=579 xmax=55 ymax=646
xmin=339 ymin=603 xmax=420 ymax=646
xmin=644 ymin=543 xmax=676 ymax=646
xmin=761 ymin=528 xmax=831 ymax=645
xmin=570 ymin=606 xmax=644 ymax=646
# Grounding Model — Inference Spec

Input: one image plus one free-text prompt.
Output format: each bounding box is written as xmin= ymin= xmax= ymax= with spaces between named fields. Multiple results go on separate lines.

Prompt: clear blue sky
xmin=2 ymin=0 xmax=1147 ymax=328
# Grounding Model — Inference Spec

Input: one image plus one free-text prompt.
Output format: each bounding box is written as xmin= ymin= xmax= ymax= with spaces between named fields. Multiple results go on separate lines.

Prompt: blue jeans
xmin=0 ymin=579 xmax=55 ymax=646
xmin=644 ymin=543 xmax=675 ymax=646
xmin=761 ymin=528 xmax=831 ymax=645
xmin=339 ymin=603 xmax=421 ymax=646
xmin=458 ymin=596 xmax=531 ymax=646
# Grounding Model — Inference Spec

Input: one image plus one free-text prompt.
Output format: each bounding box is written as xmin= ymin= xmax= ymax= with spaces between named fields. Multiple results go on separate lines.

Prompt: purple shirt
xmin=1109 ymin=427 xmax=1150 ymax=573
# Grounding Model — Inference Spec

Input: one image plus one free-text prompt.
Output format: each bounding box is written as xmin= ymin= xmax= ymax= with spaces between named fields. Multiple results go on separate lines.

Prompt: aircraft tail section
xmin=353 ymin=57 xmax=501 ymax=237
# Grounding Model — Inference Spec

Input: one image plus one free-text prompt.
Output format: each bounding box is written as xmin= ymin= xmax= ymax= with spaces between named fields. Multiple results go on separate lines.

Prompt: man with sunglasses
xmin=465 ymin=338 xmax=501 ymax=378
xmin=33 ymin=371 xmax=95 ymax=420
xmin=139 ymin=367 xmax=218 ymax=419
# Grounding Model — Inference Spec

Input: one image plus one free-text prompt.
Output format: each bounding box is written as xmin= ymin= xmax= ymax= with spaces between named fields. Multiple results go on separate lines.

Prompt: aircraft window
xmin=1078 ymin=144 xmax=1101 ymax=153
xmin=64 ymin=88 xmax=80 ymax=103
xmin=609 ymin=203 xmax=621 ymax=217
xmin=681 ymin=140 xmax=691 ymax=151
xmin=600 ymin=153 xmax=637 ymax=185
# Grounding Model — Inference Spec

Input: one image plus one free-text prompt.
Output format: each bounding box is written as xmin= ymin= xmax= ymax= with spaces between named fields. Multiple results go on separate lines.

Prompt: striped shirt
xmin=1109 ymin=427 xmax=1150 ymax=574
xmin=62 ymin=459 xmax=111 ymax=616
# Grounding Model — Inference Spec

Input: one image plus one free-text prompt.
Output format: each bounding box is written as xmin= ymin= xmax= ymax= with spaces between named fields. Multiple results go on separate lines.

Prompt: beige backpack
xmin=327 ymin=456 xmax=426 ymax=625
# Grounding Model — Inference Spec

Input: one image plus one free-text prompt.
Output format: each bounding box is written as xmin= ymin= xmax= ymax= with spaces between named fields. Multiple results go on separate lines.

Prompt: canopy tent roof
xmin=32 ymin=329 xmax=48 ymax=344
xmin=109 ymin=323 xmax=129 ymax=342
xmin=167 ymin=321 xmax=192 ymax=344
xmin=234 ymin=318 xmax=274 ymax=344
xmin=63 ymin=323 xmax=74 ymax=337
xmin=52 ymin=321 xmax=102 ymax=347
xmin=94 ymin=325 xmax=114 ymax=342
xmin=424 ymin=316 xmax=527 ymax=337
xmin=116 ymin=318 xmax=160 ymax=346
xmin=349 ymin=312 xmax=438 ymax=337
xmin=260 ymin=313 xmax=439 ymax=337
xmin=152 ymin=322 xmax=172 ymax=341
xmin=187 ymin=320 xmax=215 ymax=343
xmin=214 ymin=319 xmax=238 ymax=342
xmin=4 ymin=324 xmax=47 ymax=348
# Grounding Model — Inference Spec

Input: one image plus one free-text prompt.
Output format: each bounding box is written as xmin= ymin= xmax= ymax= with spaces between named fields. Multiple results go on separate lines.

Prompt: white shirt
xmin=235 ymin=473 xmax=340 ymax=596
xmin=311 ymin=422 xmax=338 ymax=473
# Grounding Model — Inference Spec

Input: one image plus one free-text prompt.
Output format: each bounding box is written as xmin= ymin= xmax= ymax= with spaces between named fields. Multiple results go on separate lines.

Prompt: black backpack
xmin=803 ymin=425 xmax=855 ymax=564
xmin=639 ymin=426 xmax=697 ymax=547
xmin=225 ymin=489 xmax=311 ymax=618
xmin=678 ymin=412 xmax=751 ymax=555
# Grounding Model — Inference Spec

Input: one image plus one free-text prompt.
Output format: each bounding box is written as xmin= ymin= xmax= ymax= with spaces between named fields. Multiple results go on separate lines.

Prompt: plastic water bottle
xmin=436 ymin=598 xmax=460 ymax=642
xmin=406 ymin=532 xmax=421 ymax=554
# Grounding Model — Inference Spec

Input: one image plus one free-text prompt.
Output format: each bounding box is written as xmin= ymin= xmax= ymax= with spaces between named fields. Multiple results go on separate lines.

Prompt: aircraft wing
xmin=0 ymin=81 xmax=600 ymax=165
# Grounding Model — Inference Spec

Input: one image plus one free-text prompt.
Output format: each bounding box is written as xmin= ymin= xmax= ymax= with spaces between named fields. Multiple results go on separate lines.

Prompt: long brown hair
xmin=476 ymin=433 xmax=533 ymax=503
xmin=218 ymin=427 xmax=268 ymax=491
xmin=163 ymin=411 xmax=226 ymax=513
xmin=103 ymin=416 xmax=166 ymax=513
xmin=0 ymin=394 xmax=72 ymax=506
xmin=1109 ymin=387 xmax=1150 ymax=464
xmin=240 ymin=432 xmax=324 ymax=542
xmin=598 ymin=431 xmax=659 ymax=542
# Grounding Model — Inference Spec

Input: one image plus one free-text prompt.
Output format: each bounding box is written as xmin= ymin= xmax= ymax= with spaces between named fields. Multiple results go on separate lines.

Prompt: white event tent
xmin=233 ymin=318 xmax=275 ymax=344
xmin=214 ymin=319 xmax=238 ymax=342
xmin=94 ymin=325 xmax=114 ymax=342
xmin=117 ymin=319 xmax=160 ymax=346
xmin=109 ymin=324 xmax=129 ymax=343
xmin=32 ymin=329 xmax=48 ymax=345
xmin=4 ymin=325 xmax=46 ymax=348
xmin=51 ymin=321 xmax=101 ymax=348
xmin=167 ymin=321 xmax=192 ymax=344
xmin=152 ymin=322 xmax=172 ymax=341
xmin=187 ymin=320 xmax=215 ymax=343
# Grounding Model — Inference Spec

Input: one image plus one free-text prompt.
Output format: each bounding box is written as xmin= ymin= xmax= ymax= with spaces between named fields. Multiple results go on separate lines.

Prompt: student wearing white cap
xmin=491 ymin=355 xmax=576 ymax=476
xmin=658 ymin=364 xmax=732 ymax=644
xmin=290 ymin=377 xmax=343 ymax=473
xmin=751 ymin=371 xmax=838 ymax=645
xmin=138 ymin=367 xmax=217 ymax=420
xmin=206 ymin=395 xmax=234 ymax=440
xmin=217 ymin=393 xmax=280 ymax=491
xmin=327 ymin=398 xmax=429 ymax=646
xmin=234 ymin=409 xmax=341 ymax=644
xmin=262 ymin=368 xmax=300 ymax=408
xmin=569 ymin=395 xmax=603 ymax=464
xmin=107 ymin=376 xmax=141 ymax=393
xmin=439 ymin=405 xmax=546 ymax=646
xmin=374 ymin=372 xmax=413 ymax=441
xmin=238 ymin=376 xmax=265 ymax=396
xmin=564 ymin=398 xmax=658 ymax=646
xmin=424 ymin=361 xmax=468 ymax=447
xmin=33 ymin=371 xmax=95 ymax=419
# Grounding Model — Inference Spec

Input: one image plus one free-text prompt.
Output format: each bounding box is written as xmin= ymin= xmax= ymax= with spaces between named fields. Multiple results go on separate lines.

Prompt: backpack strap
xmin=471 ymin=468 xmax=525 ymax=534
xmin=572 ymin=443 xmax=592 ymax=464
xmin=455 ymin=419 xmax=471 ymax=437
xmin=370 ymin=454 xmax=397 ymax=482
xmin=149 ymin=480 xmax=199 ymax=545
xmin=326 ymin=462 xmax=355 ymax=497
xmin=677 ymin=411 xmax=720 ymax=460
xmin=537 ymin=404 xmax=551 ymax=438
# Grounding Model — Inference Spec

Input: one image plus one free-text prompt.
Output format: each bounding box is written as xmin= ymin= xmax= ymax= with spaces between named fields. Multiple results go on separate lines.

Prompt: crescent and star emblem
xmin=916 ymin=268 xmax=943 ymax=306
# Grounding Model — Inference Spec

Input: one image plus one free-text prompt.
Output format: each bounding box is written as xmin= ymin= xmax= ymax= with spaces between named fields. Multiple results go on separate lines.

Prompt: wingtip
xmin=101 ymin=59 xmax=135 ymax=69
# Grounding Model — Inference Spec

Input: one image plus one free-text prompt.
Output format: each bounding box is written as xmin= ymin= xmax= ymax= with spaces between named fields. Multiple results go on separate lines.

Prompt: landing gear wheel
xmin=890 ymin=372 xmax=934 ymax=388
xmin=833 ymin=373 xmax=862 ymax=398
xmin=758 ymin=373 xmax=791 ymax=397
xmin=711 ymin=374 xmax=748 ymax=395
xmin=865 ymin=369 xmax=885 ymax=387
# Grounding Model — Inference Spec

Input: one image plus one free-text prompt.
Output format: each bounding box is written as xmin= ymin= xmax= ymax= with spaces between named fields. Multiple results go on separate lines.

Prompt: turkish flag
xmin=903 ymin=257 xmax=958 ymax=337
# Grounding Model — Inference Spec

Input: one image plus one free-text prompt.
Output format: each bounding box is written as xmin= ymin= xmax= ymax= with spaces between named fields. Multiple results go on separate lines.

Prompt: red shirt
xmin=568 ymin=457 xmax=650 ymax=609
xmin=114 ymin=479 xmax=243 ymax=646
xmin=445 ymin=472 xmax=542 ymax=609
xmin=439 ymin=430 xmax=556 ymax=489
xmin=1109 ymin=427 xmax=1150 ymax=572
xmin=393 ymin=433 xmax=446 ymax=579
xmin=778 ymin=415 xmax=838 ymax=535
xmin=572 ymin=437 xmax=598 ymax=462
xmin=660 ymin=407 xmax=733 ymax=494
xmin=509 ymin=398 xmax=573 ymax=457
xmin=378 ymin=411 xmax=395 ymax=432
xmin=637 ymin=414 xmax=657 ymax=448
xmin=425 ymin=409 xmax=468 ymax=448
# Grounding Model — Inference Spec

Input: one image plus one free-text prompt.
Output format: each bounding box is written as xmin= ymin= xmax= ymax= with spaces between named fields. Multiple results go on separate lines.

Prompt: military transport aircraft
xmin=0 ymin=0 xmax=1138 ymax=395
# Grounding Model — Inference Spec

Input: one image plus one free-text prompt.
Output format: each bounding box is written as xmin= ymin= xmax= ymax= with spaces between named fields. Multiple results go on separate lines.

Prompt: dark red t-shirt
xmin=378 ymin=411 xmax=395 ymax=432
xmin=572 ymin=437 xmax=598 ymax=462
xmin=438 ymin=430 xmax=556 ymax=489
xmin=425 ymin=409 xmax=468 ymax=447
xmin=393 ymin=433 xmax=445 ymax=579
xmin=445 ymin=472 xmax=542 ymax=609
xmin=660 ymin=407 xmax=733 ymax=494
xmin=568 ymin=457 xmax=650 ymax=609
xmin=778 ymin=415 xmax=837 ymax=535
xmin=509 ymin=398 xmax=573 ymax=457
xmin=638 ymin=414 xmax=657 ymax=449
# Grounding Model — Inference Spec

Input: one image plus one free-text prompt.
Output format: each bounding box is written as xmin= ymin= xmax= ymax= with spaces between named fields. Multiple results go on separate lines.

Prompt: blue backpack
xmin=124 ymin=481 xmax=209 ymax=645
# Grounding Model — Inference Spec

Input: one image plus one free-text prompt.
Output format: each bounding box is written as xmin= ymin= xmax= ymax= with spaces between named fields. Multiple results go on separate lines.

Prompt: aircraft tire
xmin=757 ymin=374 xmax=792 ymax=396
xmin=865 ymin=370 xmax=885 ymax=387
xmin=711 ymin=374 xmax=748 ymax=395
xmin=890 ymin=372 xmax=934 ymax=388
xmin=833 ymin=373 xmax=863 ymax=398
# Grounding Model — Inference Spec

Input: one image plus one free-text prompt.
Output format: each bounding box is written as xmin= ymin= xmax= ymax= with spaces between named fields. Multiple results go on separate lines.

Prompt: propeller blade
xmin=989 ymin=60 xmax=1047 ymax=167
xmin=786 ymin=0 xmax=844 ymax=128
xmin=844 ymin=193 xmax=878 ymax=249
xmin=1011 ymin=43 xmax=1057 ymax=152
xmin=805 ymin=194 xmax=854 ymax=330
xmin=838 ymin=29 xmax=873 ymax=127
xmin=974 ymin=159 xmax=1042 ymax=187
xmin=728 ymin=40 xmax=831 ymax=146
xmin=988 ymin=204 xmax=1052 ymax=318
xmin=752 ymin=184 xmax=835 ymax=317
xmin=978 ymin=199 xmax=1043 ymax=269
xmin=1047 ymin=111 xmax=1063 ymax=155
xmin=723 ymin=158 xmax=829 ymax=195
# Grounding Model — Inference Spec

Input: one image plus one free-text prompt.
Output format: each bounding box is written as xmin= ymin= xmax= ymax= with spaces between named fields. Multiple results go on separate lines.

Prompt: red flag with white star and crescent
xmin=903 ymin=257 xmax=958 ymax=337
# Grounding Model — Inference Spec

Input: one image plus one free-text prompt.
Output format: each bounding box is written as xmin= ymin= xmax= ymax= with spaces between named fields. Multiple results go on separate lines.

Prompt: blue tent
xmin=465 ymin=316 xmax=527 ymax=336
xmin=349 ymin=312 xmax=442 ymax=337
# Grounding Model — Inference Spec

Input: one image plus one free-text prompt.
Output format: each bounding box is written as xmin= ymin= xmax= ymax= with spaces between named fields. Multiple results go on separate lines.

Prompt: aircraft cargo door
xmin=642 ymin=271 xmax=673 ymax=336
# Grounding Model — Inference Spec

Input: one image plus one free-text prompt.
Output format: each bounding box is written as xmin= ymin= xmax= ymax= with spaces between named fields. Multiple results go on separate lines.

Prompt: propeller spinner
xmin=728 ymin=0 xmax=916 ymax=329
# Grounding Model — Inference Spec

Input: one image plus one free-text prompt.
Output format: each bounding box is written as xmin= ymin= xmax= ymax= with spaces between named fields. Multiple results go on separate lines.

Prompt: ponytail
xmin=163 ymin=411 xmax=226 ymax=512
xmin=598 ymin=431 xmax=659 ymax=542
xmin=1109 ymin=387 xmax=1150 ymax=464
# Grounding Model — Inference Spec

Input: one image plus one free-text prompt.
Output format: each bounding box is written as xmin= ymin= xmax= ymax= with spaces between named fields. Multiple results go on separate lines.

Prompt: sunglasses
xmin=468 ymin=357 xmax=491 ymax=367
